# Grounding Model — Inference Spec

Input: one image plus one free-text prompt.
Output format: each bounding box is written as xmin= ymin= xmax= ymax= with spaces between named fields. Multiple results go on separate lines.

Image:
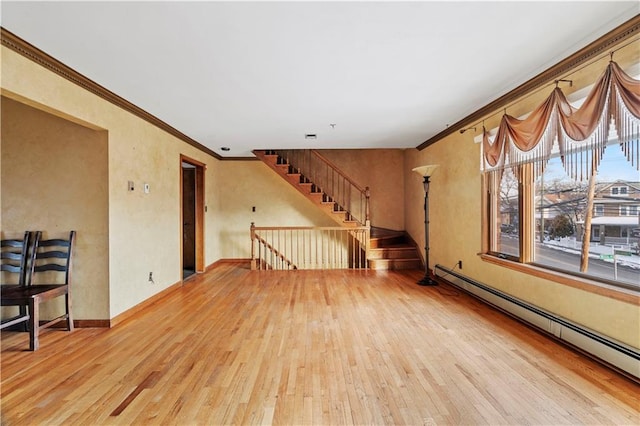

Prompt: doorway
xmin=181 ymin=156 xmax=205 ymax=279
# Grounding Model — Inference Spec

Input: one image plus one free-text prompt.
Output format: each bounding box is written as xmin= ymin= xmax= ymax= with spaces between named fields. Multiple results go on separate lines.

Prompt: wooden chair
xmin=1 ymin=231 xmax=75 ymax=350
xmin=1 ymin=231 xmax=32 ymax=332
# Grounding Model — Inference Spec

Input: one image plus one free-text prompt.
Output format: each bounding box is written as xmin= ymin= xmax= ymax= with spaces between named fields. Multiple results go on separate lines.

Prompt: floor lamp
xmin=412 ymin=165 xmax=439 ymax=286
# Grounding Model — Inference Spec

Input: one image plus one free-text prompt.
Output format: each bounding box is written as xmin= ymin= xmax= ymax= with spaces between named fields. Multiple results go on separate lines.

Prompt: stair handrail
xmin=272 ymin=149 xmax=370 ymax=226
xmin=251 ymin=223 xmax=297 ymax=270
xmin=310 ymin=150 xmax=367 ymax=193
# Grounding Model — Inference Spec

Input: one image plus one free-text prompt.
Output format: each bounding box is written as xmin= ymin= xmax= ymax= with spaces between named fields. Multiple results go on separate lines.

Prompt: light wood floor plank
xmin=1 ymin=264 xmax=639 ymax=425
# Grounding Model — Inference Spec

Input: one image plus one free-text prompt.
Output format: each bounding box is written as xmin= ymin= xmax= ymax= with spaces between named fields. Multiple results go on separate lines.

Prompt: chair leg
xmin=28 ymin=298 xmax=39 ymax=351
xmin=65 ymin=292 xmax=74 ymax=332
xmin=19 ymin=305 xmax=29 ymax=332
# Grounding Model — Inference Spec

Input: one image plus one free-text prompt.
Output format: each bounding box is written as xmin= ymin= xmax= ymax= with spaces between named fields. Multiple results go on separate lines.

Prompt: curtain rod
xmin=470 ymin=36 xmax=640 ymax=132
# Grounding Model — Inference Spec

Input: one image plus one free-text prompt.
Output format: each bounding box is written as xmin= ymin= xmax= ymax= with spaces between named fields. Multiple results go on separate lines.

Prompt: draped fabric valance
xmin=482 ymin=61 xmax=640 ymax=181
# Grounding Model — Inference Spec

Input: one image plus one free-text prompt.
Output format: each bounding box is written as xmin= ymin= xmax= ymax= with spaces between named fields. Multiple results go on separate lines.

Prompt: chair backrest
xmin=28 ymin=231 xmax=75 ymax=286
xmin=1 ymin=231 xmax=31 ymax=286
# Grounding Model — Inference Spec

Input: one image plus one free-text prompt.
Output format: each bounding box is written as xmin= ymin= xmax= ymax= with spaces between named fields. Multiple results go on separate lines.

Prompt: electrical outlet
xmin=457 ymin=260 xmax=462 ymax=269
xmin=148 ymin=272 xmax=154 ymax=283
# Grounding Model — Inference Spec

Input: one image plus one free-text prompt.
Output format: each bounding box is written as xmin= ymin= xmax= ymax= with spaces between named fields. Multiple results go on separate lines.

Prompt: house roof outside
xmin=596 ymin=180 xmax=640 ymax=192
xmin=577 ymin=216 xmax=640 ymax=226
xmin=594 ymin=198 xmax=640 ymax=205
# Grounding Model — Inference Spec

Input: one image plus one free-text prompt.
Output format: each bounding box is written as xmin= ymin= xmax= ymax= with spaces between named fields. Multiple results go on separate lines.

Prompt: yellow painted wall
xmin=319 ymin=149 xmax=405 ymax=230
xmin=1 ymin=45 xmax=217 ymax=319
xmin=404 ymin=135 xmax=640 ymax=349
xmin=211 ymin=160 xmax=337 ymax=259
xmin=1 ymin=45 xmax=337 ymax=320
xmin=1 ymin=96 xmax=109 ymax=320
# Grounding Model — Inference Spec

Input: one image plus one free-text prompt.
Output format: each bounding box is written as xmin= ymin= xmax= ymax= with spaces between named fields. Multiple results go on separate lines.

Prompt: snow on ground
xmin=545 ymin=237 xmax=640 ymax=269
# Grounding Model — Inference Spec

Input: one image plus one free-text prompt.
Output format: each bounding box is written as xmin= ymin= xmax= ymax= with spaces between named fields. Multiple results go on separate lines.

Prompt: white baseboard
xmin=434 ymin=264 xmax=640 ymax=381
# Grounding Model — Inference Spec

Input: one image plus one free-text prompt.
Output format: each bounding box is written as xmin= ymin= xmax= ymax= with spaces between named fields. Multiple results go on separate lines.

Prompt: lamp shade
xmin=412 ymin=164 xmax=439 ymax=177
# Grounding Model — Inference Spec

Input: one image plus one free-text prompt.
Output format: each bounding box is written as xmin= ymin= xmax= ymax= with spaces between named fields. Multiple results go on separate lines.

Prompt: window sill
xmin=479 ymin=253 xmax=640 ymax=306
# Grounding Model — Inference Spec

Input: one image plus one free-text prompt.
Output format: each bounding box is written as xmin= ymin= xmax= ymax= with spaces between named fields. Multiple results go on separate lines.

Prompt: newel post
xmin=250 ymin=222 xmax=257 ymax=270
xmin=364 ymin=186 xmax=371 ymax=226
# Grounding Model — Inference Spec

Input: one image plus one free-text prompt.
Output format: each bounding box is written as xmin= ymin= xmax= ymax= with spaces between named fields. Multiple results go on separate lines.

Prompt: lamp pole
xmin=412 ymin=164 xmax=439 ymax=286
xmin=418 ymin=175 xmax=437 ymax=286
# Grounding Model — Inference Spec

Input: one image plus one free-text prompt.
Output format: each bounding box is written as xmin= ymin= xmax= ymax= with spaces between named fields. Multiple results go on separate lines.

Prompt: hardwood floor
xmin=1 ymin=264 xmax=638 ymax=425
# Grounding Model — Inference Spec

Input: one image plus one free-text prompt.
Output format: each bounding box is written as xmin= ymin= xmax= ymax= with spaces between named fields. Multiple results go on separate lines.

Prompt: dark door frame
xmin=180 ymin=155 xmax=205 ymax=277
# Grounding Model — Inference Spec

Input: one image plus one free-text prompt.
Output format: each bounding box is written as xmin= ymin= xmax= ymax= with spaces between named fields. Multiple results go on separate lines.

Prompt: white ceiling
xmin=2 ymin=1 xmax=638 ymax=157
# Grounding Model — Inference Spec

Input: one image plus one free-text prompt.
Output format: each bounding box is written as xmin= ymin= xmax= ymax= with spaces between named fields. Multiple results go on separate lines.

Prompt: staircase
xmin=254 ymin=150 xmax=365 ymax=227
xmin=369 ymin=228 xmax=422 ymax=270
xmin=253 ymin=149 xmax=422 ymax=271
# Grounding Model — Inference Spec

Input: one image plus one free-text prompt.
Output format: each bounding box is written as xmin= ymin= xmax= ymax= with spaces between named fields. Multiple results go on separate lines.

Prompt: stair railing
xmin=272 ymin=150 xmax=370 ymax=226
xmin=251 ymin=223 xmax=369 ymax=270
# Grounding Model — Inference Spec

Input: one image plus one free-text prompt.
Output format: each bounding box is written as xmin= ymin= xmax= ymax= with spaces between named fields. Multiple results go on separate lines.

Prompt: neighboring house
xmin=516 ymin=180 xmax=640 ymax=245
xmin=500 ymin=194 xmax=519 ymax=233
xmin=577 ymin=180 xmax=640 ymax=245
xmin=536 ymin=190 xmax=587 ymax=230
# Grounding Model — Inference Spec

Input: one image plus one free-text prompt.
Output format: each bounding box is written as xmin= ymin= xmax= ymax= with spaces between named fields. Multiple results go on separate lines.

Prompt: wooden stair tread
xmin=370 ymin=227 xmax=404 ymax=238
xmin=369 ymin=245 xmax=417 ymax=250
xmin=369 ymin=258 xmax=421 ymax=270
xmin=370 ymin=257 xmax=420 ymax=261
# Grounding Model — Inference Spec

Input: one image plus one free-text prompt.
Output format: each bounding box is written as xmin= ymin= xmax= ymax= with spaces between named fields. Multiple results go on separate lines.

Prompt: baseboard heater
xmin=434 ymin=264 xmax=639 ymax=382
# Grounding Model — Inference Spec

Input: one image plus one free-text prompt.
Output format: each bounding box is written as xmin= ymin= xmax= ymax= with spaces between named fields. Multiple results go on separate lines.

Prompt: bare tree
xmin=536 ymin=177 xmax=589 ymax=239
xmin=499 ymin=168 xmax=519 ymax=230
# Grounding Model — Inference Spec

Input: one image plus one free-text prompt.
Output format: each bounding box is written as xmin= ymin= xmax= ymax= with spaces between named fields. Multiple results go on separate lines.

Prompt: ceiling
xmin=2 ymin=2 xmax=638 ymax=158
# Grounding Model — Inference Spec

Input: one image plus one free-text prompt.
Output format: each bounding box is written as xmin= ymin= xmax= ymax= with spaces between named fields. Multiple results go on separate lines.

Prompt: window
xmin=487 ymin=144 xmax=639 ymax=289
xmin=482 ymin=58 xmax=640 ymax=290
xmin=595 ymin=204 xmax=604 ymax=216
xmin=497 ymin=167 xmax=520 ymax=258
xmin=612 ymin=186 xmax=628 ymax=196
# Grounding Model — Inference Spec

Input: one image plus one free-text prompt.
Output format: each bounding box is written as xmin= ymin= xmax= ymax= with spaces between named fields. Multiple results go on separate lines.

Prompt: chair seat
xmin=1 ymin=284 xmax=68 ymax=303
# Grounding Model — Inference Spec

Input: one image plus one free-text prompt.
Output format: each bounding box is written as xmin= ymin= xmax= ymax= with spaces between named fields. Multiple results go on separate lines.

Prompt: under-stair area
xmin=253 ymin=149 xmax=422 ymax=271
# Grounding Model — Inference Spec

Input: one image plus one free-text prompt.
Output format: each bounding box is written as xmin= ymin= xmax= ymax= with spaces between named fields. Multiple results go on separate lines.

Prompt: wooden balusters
xmin=251 ymin=225 xmax=370 ymax=270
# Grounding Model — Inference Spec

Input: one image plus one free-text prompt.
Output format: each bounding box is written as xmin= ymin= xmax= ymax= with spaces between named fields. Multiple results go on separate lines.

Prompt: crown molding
xmin=0 ymin=27 xmax=226 ymax=160
xmin=417 ymin=14 xmax=640 ymax=151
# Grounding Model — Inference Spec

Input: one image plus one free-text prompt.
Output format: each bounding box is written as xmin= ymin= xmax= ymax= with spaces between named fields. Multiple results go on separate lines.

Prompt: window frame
xmin=482 ymin=167 xmax=639 ymax=294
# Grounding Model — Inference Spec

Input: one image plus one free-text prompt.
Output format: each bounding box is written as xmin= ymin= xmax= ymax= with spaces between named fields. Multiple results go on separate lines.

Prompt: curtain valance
xmin=482 ymin=61 xmax=640 ymax=181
